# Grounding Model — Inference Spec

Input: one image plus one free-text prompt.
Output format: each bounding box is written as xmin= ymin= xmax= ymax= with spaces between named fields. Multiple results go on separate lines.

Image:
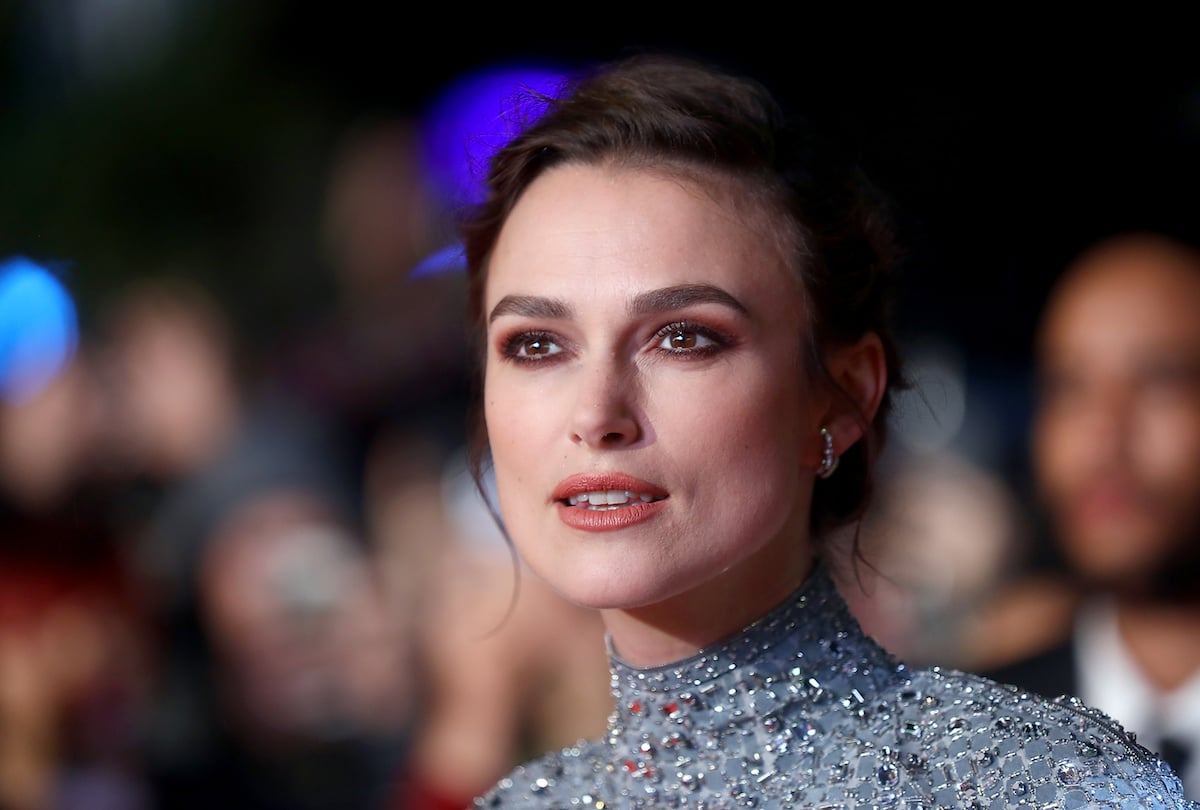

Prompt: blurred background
xmin=1 ymin=5 xmax=1198 ymax=808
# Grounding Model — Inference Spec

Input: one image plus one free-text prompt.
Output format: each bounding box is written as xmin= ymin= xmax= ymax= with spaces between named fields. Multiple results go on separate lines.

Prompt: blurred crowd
xmin=0 ymin=113 xmax=613 ymax=810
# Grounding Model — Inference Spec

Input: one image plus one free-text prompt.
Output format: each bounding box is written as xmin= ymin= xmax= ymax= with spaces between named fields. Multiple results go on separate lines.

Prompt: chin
xmin=538 ymin=567 xmax=697 ymax=612
xmin=553 ymin=583 xmax=667 ymax=613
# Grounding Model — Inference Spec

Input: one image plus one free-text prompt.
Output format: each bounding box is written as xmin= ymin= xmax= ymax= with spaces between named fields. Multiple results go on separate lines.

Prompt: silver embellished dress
xmin=474 ymin=566 xmax=1196 ymax=808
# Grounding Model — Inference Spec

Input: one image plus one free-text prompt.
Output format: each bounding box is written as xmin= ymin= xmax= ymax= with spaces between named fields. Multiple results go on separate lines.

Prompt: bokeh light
xmin=409 ymin=242 xmax=466 ymax=279
xmin=0 ymin=256 xmax=79 ymax=404
xmin=419 ymin=61 xmax=570 ymax=212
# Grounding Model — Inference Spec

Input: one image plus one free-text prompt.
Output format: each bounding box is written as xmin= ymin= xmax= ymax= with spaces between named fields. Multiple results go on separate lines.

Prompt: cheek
xmin=659 ymin=369 xmax=808 ymax=479
xmin=1033 ymin=413 xmax=1081 ymax=490
xmin=483 ymin=371 xmax=563 ymax=513
xmin=484 ymin=398 xmax=525 ymax=494
xmin=1135 ymin=405 xmax=1200 ymax=490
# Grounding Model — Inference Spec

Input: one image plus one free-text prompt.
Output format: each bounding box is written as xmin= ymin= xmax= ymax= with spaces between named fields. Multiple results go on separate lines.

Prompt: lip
xmin=552 ymin=472 xmax=669 ymax=502
xmin=1071 ymin=483 xmax=1144 ymax=523
xmin=553 ymin=472 xmax=669 ymax=533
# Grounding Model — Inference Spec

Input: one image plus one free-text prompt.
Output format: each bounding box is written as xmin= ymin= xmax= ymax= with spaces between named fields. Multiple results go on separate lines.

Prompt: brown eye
xmin=668 ymin=331 xmax=697 ymax=349
xmin=655 ymin=324 xmax=718 ymax=354
xmin=507 ymin=333 xmax=563 ymax=361
xmin=523 ymin=338 xmax=554 ymax=355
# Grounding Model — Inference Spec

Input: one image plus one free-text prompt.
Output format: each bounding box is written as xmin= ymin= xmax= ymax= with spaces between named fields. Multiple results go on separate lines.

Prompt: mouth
xmin=1071 ymin=478 xmax=1146 ymax=518
xmin=552 ymin=473 xmax=669 ymax=511
xmin=561 ymin=490 xmax=668 ymax=511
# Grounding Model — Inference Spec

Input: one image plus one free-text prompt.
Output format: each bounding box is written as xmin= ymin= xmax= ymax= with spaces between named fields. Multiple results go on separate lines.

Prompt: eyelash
xmin=500 ymin=330 xmax=564 ymax=363
xmin=652 ymin=321 xmax=728 ymax=357
xmin=497 ymin=321 xmax=731 ymax=365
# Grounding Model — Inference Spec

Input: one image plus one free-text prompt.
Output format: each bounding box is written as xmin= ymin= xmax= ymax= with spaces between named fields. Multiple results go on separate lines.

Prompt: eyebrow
xmin=488 ymin=283 xmax=747 ymax=324
xmin=628 ymin=283 xmax=747 ymax=317
xmin=488 ymin=295 xmax=573 ymax=324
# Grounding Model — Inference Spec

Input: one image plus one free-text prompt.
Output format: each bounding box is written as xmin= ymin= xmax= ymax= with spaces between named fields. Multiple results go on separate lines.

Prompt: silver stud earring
xmin=816 ymin=426 xmax=839 ymax=479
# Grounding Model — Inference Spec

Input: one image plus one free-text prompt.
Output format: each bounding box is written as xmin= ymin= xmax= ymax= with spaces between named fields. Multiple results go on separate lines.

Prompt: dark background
xmin=3 ymin=4 xmax=1198 ymax=487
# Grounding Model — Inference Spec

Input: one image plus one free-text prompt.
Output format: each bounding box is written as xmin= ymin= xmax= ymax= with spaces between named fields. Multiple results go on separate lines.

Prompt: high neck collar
xmin=604 ymin=565 xmax=906 ymax=744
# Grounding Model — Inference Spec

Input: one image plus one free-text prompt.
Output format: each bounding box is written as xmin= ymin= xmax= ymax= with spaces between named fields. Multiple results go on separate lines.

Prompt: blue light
xmin=409 ymin=242 xmax=466 ymax=279
xmin=0 ymin=256 xmax=79 ymax=404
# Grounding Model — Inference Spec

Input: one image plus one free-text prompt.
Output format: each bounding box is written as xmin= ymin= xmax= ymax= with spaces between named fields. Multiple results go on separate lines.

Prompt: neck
xmin=601 ymin=541 xmax=815 ymax=668
xmin=1115 ymin=596 xmax=1200 ymax=691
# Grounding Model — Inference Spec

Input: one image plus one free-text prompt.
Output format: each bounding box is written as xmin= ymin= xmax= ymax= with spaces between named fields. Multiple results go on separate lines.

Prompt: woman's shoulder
xmin=896 ymin=663 xmax=1195 ymax=808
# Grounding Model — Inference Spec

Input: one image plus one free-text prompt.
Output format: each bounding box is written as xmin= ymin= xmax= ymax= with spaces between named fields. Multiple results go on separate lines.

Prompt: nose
xmin=1057 ymin=383 xmax=1135 ymax=471
xmin=569 ymin=358 xmax=641 ymax=448
xmin=1086 ymin=387 xmax=1136 ymax=462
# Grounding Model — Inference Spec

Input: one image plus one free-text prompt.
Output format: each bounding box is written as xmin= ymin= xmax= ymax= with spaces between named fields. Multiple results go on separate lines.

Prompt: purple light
xmin=420 ymin=62 xmax=570 ymax=211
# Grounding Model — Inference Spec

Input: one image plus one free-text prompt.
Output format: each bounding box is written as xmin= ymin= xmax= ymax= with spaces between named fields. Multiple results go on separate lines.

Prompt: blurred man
xmin=986 ymin=231 xmax=1200 ymax=797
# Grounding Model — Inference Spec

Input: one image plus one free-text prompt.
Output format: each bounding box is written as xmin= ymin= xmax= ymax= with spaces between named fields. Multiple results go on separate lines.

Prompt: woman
xmin=458 ymin=52 xmax=1195 ymax=808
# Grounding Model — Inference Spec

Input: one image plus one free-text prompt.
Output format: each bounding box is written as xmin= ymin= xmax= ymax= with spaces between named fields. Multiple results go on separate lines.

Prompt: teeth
xmin=567 ymin=490 xmax=660 ymax=509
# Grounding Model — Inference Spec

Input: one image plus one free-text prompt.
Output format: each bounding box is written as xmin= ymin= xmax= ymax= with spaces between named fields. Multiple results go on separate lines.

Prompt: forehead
xmin=1039 ymin=245 xmax=1200 ymax=365
xmin=486 ymin=162 xmax=797 ymax=301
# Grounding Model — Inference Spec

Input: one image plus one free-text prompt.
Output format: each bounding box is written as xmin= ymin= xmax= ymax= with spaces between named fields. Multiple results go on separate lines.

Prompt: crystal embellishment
xmin=475 ymin=566 xmax=1196 ymax=808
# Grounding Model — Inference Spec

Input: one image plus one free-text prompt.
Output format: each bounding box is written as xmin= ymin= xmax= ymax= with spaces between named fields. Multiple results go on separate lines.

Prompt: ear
xmin=820 ymin=331 xmax=888 ymax=458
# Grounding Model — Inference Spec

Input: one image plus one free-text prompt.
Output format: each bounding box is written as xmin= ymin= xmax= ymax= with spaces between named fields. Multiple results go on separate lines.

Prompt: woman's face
xmin=483 ymin=163 xmax=823 ymax=614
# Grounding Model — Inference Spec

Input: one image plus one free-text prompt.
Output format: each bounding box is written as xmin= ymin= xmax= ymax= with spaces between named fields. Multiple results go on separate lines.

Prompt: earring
xmin=816 ymin=426 xmax=839 ymax=479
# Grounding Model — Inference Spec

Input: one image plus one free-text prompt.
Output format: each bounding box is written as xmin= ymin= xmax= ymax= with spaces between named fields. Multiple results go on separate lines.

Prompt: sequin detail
xmin=475 ymin=567 xmax=1196 ymax=808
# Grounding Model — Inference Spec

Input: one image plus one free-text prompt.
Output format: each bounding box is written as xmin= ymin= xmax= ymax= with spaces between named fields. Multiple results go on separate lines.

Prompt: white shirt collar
xmin=1074 ymin=597 xmax=1200 ymax=796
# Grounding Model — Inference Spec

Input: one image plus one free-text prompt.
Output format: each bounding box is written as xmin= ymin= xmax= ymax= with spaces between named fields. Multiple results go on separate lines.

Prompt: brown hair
xmin=460 ymin=52 xmax=906 ymax=537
